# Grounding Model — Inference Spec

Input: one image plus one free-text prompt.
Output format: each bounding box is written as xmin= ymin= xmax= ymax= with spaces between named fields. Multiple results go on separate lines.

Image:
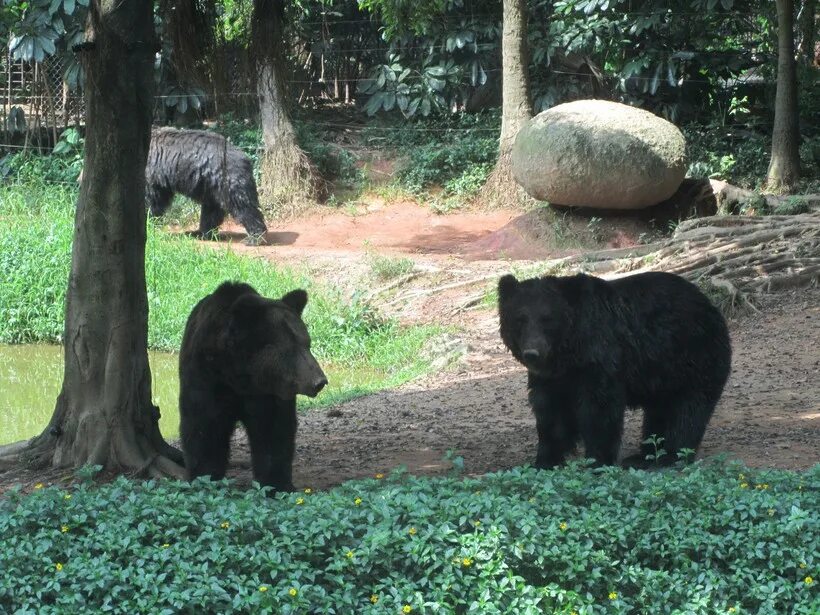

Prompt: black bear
xmin=498 ymin=271 xmax=731 ymax=468
xmin=146 ymin=127 xmax=268 ymax=245
xmin=179 ymin=282 xmax=328 ymax=491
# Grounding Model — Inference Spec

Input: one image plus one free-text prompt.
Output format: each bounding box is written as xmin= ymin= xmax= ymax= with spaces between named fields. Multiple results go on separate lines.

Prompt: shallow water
xmin=0 ymin=344 xmax=181 ymax=444
xmin=0 ymin=344 xmax=386 ymax=446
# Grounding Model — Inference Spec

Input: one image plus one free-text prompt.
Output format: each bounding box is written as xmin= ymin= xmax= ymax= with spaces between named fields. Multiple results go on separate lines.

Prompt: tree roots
xmin=548 ymin=210 xmax=820 ymax=314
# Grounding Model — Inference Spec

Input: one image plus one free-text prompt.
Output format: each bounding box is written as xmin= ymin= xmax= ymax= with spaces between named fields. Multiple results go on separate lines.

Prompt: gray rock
xmin=512 ymin=99 xmax=687 ymax=209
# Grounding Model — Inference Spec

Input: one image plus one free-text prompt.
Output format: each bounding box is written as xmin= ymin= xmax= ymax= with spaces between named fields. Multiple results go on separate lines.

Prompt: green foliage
xmin=367 ymin=253 xmax=415 ymax=281
xmin=684 ymin=125 xmax=770 ymax=189
xmin=0 ymin=185 xmax=437 ymax=380
xmin=384 ymin=113 xmax=498 ymax=196
xmin=1 ymin=461 xmax=817 ymax=613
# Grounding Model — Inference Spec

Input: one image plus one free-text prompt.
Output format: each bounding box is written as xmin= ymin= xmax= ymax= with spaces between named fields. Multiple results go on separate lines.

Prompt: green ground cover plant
xmin=0 ymin=184 xmax=439 ymax=403
xmin=0 ymin=460 xmax=816 ymax=613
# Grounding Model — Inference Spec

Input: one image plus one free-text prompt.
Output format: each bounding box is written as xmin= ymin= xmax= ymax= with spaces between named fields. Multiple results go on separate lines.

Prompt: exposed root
xmin=554 ymin=211 xmax=820 ymax=314
xmin=258 ymin=143 xmax=325 ymax=218
xmin=479 ymin=153 xmax=534 ymax=210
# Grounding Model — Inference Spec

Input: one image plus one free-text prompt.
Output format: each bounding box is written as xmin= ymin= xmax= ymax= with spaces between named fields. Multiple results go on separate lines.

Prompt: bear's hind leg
xmin=241 ymin=398 xmax=297 ymax=493
xmin=528 ymin=374 xmax=578 ymax=468
xmin=658 ymin=393 xmax=719 ymax=465
xmin=181 ymin=407 xmax=235 ymax=481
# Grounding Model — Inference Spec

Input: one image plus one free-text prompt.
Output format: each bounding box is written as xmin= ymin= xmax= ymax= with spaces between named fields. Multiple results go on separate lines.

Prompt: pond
xmin=0 ymin=344 xmax=383 ymax=446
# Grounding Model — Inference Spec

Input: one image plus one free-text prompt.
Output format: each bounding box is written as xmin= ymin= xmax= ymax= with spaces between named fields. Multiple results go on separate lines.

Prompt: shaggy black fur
xmin=498 ymin=272 xmax=732 ymax=468
xmin=179 ymin=282 xmax=328 ymax=492
xmin=146 ymin=128 xmax=267 ymax=244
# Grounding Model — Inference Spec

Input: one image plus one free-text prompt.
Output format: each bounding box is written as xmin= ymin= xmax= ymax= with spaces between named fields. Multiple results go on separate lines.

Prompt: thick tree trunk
xmin=2 ymin=0 xmax=183 ymax=477
xmin=766 ymin=0 xmax=802 ymax=193
xmin=481 ymin=0 xmax=533 ymax=207
xmin=252 ymin=0 xmax=320 ymax=214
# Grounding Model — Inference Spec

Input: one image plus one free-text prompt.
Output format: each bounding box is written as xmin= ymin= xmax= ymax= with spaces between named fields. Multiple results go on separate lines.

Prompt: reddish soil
xmin=2 ymin=202 xmax=818 ymax=493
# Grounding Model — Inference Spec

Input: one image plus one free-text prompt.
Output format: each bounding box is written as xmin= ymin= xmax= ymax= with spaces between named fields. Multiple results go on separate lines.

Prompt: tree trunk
xmin=481 ymin=0 xmax=533 ymax=207
xmin=796 ymin=0 xmax=817 ymax=64
xmin=1 ymin=0 xmax=183 ymax=477
xmin=766 ymin=0 xmax=802 ymax=193
xmin=252 ymin=0 xmax=320 ymax=215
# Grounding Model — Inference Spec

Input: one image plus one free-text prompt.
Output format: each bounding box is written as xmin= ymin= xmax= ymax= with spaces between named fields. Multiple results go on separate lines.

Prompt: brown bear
xmin=179 ymin=282 xmax=327 ymax=492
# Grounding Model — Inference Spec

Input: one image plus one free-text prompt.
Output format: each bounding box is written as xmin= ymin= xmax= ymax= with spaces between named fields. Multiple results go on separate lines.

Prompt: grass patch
xmin=367 ymin=253 xmax=415 ymax=282
xmin=1 ymin=460 xmax=817 ymax=613
xmin=0 ymin=184 xmax=440 ymax=403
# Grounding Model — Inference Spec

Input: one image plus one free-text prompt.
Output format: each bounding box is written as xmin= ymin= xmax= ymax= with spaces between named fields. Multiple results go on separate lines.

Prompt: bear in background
xmin=179 ymin=282 xmax=327 ymax=492
xmin=498 ymin=271 xmax=731 ymax=469
xmin=146 ymin=127 xmax=268 ymax=245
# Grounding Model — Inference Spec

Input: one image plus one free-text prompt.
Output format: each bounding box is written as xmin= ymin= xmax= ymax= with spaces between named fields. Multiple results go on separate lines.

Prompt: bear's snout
xmin=522 ymin=348 xmax=541 ymax=363
xmin=305 ymin=374 xmax=328 ymax=398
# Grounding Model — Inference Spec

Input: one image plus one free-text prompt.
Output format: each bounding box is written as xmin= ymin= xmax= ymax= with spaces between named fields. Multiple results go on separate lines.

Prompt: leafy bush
xmin=684 ymin=124 xmax=770 ymax=189
xmin=1 ymin=461 xmax=817 ymax=613
xmin=0 ymin=185 xmax=437 ymax=377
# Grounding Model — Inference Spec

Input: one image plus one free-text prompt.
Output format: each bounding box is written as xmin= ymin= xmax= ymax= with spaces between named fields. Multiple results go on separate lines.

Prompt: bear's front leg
xmin=574 ymin=379 xmax=625 ymax=466
xmin=528 ymin=373 xmax=578 ymax=468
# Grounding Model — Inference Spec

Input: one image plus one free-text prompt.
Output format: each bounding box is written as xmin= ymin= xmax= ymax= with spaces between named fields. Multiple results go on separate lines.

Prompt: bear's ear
xmin=281 ymin=289 xmax=308 ymax=315
xmin=498 ymin=274 xmax=518 ymax=301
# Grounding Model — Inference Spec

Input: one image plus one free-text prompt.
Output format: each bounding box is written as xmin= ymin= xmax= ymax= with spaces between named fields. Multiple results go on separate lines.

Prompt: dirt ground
xmin=2 ymin=201 xmax=818 ymax=493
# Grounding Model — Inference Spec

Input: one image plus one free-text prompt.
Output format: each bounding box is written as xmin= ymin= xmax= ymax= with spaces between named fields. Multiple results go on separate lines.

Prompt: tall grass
xmin=0 ymin=184 xmax=438 ymax=384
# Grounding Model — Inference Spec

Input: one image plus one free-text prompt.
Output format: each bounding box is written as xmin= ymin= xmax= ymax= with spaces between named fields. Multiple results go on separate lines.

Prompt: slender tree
xmin=0 ymin=0 xmax=183 ymax=476
xmin=766 ymin=0 xmax=802 ymax=193
xmin=480 ymin=0 xmax=532 ymax=206
xmin=252 ymin=0 xmax=320 ymax=213
xmin=796 ymin=0 xmax=817 ymax=65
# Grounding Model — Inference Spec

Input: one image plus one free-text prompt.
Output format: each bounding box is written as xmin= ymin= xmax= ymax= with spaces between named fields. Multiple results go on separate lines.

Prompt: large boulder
xmin=511 ymin=99 xmax=687 ymax=210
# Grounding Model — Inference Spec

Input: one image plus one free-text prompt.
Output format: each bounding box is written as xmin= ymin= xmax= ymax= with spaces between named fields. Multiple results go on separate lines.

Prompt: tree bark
xmin=5 ymin=0 xmax=183 ymax=477
xmin=766 ymin=0 xmax=802 ymax=193
xmin=481 ymin=0 xmax=532 ymax=207
xmin=252 ymin=0 xmax=320 ymax=214
xmin=796 ymin=0 xmax=817 ymax=64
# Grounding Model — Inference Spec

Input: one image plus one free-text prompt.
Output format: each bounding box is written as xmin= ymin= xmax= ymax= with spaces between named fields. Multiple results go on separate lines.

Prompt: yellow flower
xmin=408 ymin=527 xmax=417 ymax=536
xmin=370 ymin=594 xmax=379 ymax=604
xmin=289 ymin=588 xmax=298 ymax=597
xmin=161 ymin=543 xmax=170 ymax=548
xmin=805 ymin=576 xmax=814 ymax=585
xmin=354 ymin=497 xmax=362 ymax=506
xmin=64 ymin=494 xmax=71 ymax=500
xmin=799 ymin=562 xmax=807 ymax=569
xmin=755 ymin=483 xmax=770 ymax=490
xmin=462 ymin=557 xmax=473 ymax=567
xmin=740 ymin=482 xmax=749 ymax=489
xmin=608 ymin=592 xmax=618 ymax=600
xmin=402 ymin=606 xmax=413 ymax=614
xmin=296 ymin=497 xmax=305 ymax=505
xmin=346 ymin=550 xmax=354 ymax=559
xmin=55 ymin=562 xmax=63 ymax=571
xmin=528 ymin=497 xmax=536 ymax=503
xmin=220 ymin=521 xmax=230 ymax=529
xmin=259 ymin=586 xmax=268 ymax=592
xmin=473 ymin=520 xmax=481 ymax=527
xmin=738 ymin=473 xmax=745 ymax=480
xmin=304 ymin=488 xmax=312 ymax=494
xmin=34 ymin=483 xmax=44 ymax=490
xmin=728 ymin=608 xmax=736 ymax=613
xmin=559 ymin=522 xmax=568 ymax=531
xmin=61 ymin=525 xmax=69 ymax=533
xmin=375 ymin=473 xmax=384 ymax=479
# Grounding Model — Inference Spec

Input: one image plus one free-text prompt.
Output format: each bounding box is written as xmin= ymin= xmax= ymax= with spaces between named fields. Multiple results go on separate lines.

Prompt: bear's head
xmin=497 ymin=274 xmax=574 ymax=376
xmin=218 ymin=289 xmax=328 ymax=399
